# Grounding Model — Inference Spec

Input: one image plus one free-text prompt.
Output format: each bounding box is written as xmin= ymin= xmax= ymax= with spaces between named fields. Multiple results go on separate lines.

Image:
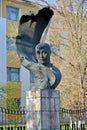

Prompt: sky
xmin=22 ymin=0 xmax=87 ymax=13
xmin=23 ymin=0 xmax=58 ymax=8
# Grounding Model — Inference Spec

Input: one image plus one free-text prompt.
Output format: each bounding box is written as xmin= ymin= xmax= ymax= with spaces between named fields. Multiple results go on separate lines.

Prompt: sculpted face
xmin=36 ymin=43 xmax=51 ymax=66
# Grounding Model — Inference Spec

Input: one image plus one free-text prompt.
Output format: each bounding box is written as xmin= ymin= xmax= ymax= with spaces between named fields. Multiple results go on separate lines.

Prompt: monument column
xmin=26 ymin=89 xmax=60 ymax=130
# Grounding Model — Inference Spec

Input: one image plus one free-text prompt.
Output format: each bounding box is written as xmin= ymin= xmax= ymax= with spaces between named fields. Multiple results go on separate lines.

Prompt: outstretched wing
xmin=16 ymin=7 xmax=53 ymax=63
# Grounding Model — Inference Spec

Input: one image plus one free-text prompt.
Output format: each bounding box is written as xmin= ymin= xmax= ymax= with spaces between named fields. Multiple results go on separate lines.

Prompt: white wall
xmin=20 ymin=66 xmax=30 ymax=107
xmin=0 ymin=17 xmax=7 ymax=86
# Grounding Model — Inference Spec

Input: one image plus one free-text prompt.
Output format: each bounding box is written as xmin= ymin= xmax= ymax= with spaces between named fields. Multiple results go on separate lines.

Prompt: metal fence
xmin=60 ymin=108 xmax=87 ymax=130
xmin=0 ymin=107 xmax=87 ymax=130
xmin=0 ymin=107 xmax=25 ymax=130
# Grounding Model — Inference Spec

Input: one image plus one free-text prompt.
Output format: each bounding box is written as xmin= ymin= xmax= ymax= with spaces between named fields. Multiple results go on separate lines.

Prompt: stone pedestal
xmin=26 ymin=89 xmax=60 ymax=130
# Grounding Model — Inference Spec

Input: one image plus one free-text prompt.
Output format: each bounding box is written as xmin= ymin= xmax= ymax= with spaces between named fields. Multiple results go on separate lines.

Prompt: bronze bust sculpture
xmin=16 ymin=7 xmax=61 ymax=90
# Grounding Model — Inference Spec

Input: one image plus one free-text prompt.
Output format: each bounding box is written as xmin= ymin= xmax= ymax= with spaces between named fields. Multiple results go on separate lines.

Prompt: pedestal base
xmin=26 ymin=89 xmax=60 ymax=130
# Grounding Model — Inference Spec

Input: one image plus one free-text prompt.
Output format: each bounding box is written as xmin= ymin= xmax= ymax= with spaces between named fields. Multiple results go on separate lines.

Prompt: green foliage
xmin=0 ymin=82 xmax=21 ymax=110
xmin=6 ymin=98 xmax=18 ymax=111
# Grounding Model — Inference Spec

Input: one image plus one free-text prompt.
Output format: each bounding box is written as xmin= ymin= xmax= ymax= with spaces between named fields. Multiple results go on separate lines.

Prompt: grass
xmin=0 ymin=125 xmax=25 ymax=130
xmin=0 ymin=123 xmax=87 ymax=130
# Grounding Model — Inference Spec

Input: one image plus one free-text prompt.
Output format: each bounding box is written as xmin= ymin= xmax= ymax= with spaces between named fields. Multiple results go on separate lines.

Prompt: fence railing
xmin=0 ymin=107 xmax=25 ymax=130
xmin=60 ymin=107 xmax=87 ymax=130
xmin=60 ymin=107 xmax=87 ymax=122
xmin=0 ymin=107 xmax=87 ymax=130
xmin=60 ymin=123 xmax=86 ymax=130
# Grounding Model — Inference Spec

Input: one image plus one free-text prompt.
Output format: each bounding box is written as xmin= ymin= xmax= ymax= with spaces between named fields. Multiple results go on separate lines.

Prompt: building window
xmin=7 ymin=67 xmax=20 ymax=82
xmin=6 ymin=6 xmax=19 ymax=21
xmin=6 ymin=37 xmax=16 ymax=50
xmin=0 ymin=0 xmax=2 ymax=17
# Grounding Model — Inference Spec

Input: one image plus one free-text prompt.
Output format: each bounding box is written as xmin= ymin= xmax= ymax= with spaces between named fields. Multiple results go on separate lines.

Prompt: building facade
xmin=1 ymin=0 xmax=87 ymax=116
xmin=0 ymin=0 xmax=40 ymax=108
xmin=0 ymin=0 xmax=57 ymax=109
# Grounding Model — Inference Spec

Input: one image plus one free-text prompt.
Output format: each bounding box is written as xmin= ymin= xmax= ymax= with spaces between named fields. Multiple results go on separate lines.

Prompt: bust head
xmin=35 ymin=43 xmax=51 ymax=66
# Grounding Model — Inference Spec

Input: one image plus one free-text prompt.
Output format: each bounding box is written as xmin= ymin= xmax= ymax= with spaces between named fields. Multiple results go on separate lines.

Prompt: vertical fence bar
xmin=65 ymin=124 xmax=66 ymax=130
xmin=2 ymin=108 xmax=4 ymax=129
xmin=1 ymin=108 xmax=3 ymax=129
xmin=0 ymin=108 xmax=2 ymax=130
xmin=5 ymin=108 xmax=6 ymax=129
xmin=0 ymin=108 xmax=3 ymax=130
xmin=81 ymin=123 xmax=85 ymax=130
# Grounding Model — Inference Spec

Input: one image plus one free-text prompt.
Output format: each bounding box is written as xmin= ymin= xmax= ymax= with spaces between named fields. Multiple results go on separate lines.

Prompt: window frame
xmin=6 ymin=5 xmax=19 ymax=21
xmin=7 ymin=67 xmax=20 ymax=82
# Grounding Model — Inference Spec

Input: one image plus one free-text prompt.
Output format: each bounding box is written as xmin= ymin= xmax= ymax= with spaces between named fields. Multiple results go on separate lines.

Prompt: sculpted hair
xmin=36 ymin=43 xmax=51 ymax=53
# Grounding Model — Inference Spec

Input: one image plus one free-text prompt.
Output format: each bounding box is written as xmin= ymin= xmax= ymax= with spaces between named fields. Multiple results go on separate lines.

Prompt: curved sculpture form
xmin=16 ymin=7 xmax=61 ymax=90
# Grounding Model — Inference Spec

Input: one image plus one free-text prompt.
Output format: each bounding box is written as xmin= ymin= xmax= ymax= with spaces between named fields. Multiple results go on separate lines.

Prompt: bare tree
xmin=47 ymin=0 xmax=87 ymax=115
